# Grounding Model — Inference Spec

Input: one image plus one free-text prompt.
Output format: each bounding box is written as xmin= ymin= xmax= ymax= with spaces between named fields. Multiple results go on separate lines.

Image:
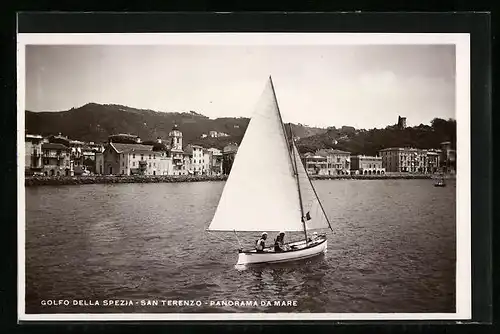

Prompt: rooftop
xmin=110 ymin=143 xmax=153 ymax=153
xmin=379 ymin=147 xmax=425 ymax=151
xmin=352 ymin=155 xmax=382 ymax=159
xmin=42 ymin=143 xmax=69 ymax=150
xmin=26 ymin=134 xmax=43 ymax=140
xmin=316 ymin=148 xmax=351 ymax=156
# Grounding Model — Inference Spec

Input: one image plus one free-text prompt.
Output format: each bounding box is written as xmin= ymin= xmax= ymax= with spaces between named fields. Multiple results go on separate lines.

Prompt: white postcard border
xmin=17 ymin=32 xmax=471 ymax=321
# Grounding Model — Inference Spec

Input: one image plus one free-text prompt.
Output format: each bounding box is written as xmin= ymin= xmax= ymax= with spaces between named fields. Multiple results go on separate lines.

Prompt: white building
xmin=102 ymin=143 xmax=172 ymax=175
xmin=185 ymin=144 xmax=205 ymax=175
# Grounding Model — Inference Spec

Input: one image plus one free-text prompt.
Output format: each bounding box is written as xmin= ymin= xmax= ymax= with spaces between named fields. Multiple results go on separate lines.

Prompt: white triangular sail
xmin=291 ymin=141 xmax=332 ymax=231
xmin=208 ymin=78 xmax=303 ymax=232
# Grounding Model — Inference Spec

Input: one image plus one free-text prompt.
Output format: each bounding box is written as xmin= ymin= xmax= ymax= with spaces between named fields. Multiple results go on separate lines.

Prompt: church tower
xmin=397 ymin=115 xmax=407 ymax=129
xmin=169 ymin=124 xmax=183 ymax=151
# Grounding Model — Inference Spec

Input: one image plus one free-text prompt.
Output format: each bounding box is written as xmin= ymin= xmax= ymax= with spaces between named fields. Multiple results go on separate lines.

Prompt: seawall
xmin=24 ymin=173 xmax=453 ymax=187
xmin=25 ymin=175 xmax=228 ymax=187
xmin=309 ymin=174 xmax=436 ymax=181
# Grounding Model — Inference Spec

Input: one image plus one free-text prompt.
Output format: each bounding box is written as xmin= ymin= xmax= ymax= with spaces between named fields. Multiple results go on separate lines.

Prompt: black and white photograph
xmin=18 ymin=32 xmax=471 ymax=321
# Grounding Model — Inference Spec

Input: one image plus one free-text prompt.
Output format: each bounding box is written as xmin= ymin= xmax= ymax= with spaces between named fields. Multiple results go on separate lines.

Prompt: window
xmin=141 ymin=154 xmax=144 ymax=160
xmin=133 ymin=162 xmax=136 ymax=167
xmin=149 ymin=163 xmax=151 ymax=167
xmin=149 ymin=154 xmax=151 ymax=159
xmin=122 ymin=161 xmax=124 ymax=167
xmin=133 ymin=154 xmax=135 ymax=158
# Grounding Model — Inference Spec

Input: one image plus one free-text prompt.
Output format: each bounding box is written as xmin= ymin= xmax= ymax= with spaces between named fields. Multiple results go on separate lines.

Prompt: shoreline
xmin=24 ymin=173 xmax=454 ymax=187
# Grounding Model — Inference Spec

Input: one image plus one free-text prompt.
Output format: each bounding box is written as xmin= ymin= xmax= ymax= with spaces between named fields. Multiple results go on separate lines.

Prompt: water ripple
xmin=25 ymin=179 xmax=456 ymax=314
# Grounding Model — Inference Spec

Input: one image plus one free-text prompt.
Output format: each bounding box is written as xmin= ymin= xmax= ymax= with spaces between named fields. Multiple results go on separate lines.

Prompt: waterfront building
xmin=102 ymin=142 xmax=171 ymax=176
xmin=222 ymin=143 xmax=238 ymax=175
xmin=203 ymin=149 xmax=211 ymax=175
xmin=169 ymin=124 xmax=185 ymax=175
xmin=440 ymin=141 xmax=456 ymax=174
xmin=207 ymin=147 xmax=223 ymax=175
xmin=41 ymin=142 xmax=72 ymax=176
xmin=79 ymin=142 xmax=105 ymax=174
xmin=209 ymin=130 xmax=218 ymax=138
xmin=302 ymin=153 xmax=328 ymax=176
xmin=379 ymin=147 xmax=441 ymax=173
xmin=182 ymin=150 xmax=191 ymax=175
xmin=95 ymin=152 xmax=104 ymax=175
xmin=350 ymin=155 xmax=385 ymax=175
xmin=69 ymin=140 xmax=85 ymax=172
xmin=25 ymin=134 xmax=43 ymax=175
xmin=185 ymin=144 xmax=205 ymax=175
xmin=315 ymin=148 xmax=351 ymax=175
xmin=426 ymin=149 xmax=441 ymax=174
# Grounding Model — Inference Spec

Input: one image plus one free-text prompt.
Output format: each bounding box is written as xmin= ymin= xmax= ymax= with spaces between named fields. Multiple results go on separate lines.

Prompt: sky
xmin=25 ymin=44 xmax=456 ymax=129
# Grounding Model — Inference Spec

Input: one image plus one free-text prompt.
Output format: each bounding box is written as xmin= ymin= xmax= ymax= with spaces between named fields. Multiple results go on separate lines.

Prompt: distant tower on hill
xmin=398 ymin=116 xmax=407 ymax=129
xmin=169 ymin=124 xmax=183 ymax=151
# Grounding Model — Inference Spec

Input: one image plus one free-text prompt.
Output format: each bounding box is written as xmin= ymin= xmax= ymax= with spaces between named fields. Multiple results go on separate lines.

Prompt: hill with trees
xmin=26 ymin=103 xmax=455 ymax=154
xmin=25 ymin=103 xmax=327 ymax=149
xmin=296 ymin=118 xmax=456 ymax=156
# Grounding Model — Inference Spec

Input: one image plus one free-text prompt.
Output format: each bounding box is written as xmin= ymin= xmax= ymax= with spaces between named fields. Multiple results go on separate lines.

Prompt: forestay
xmin=208 ymin=78 xmax=304 ymax=232
xmin=291 ymin=142 xmax=332 ymax=231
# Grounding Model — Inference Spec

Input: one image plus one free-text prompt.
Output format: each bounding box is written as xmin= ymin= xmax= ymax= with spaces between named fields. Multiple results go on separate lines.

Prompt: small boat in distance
xmin=207 ymin=76 xmax=333 ymax=266
xmin=434 ymin=177 xmax=446 ymax=187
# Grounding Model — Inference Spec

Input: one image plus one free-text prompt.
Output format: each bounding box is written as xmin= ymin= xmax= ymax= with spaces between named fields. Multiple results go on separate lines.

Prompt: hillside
xmin=25 ymin=103 xmax=455 ymax=155
xmin=297 ymin=118 xmax=456 ymax=156
xmin=26 ymin=103 xmax=327 ymax=148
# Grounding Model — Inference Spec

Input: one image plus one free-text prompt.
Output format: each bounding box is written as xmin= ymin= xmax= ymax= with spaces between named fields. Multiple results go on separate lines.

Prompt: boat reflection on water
xmin=234 ymin=254 xmax=329 ymax=312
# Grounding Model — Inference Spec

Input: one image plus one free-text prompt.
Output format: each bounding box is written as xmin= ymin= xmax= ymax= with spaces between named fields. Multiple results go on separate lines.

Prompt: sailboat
xmin=207 ymin=76 xmax=333 ymax=266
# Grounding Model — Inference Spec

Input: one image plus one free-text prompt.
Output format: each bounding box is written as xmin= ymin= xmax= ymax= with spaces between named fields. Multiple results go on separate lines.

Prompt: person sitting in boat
xmin=308 ymin=232 xmax=318 ymax=243
xmin=255 ymin=232 xmax=268 ymax=252
xmin=274 ymin=231 xmax=286 ymax=252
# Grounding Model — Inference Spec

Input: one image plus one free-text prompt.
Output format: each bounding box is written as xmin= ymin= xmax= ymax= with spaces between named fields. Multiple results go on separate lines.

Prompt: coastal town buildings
xmin=95 ymin=152 xmax=104 ymax=175
xmin=350 ymin=155 xmax=385 ymax=175
xmin=426 ymin=150 xmax=441 ymax=174
xmin=41 ymin=141 xmax=72 ymax=176
xmin=169 ymin=125 xmax=187 ymax=175
xmin=25 ymin=134 xmax=44 ymax=175
xmin=185 ymin=144 xmax=206 ymax=175
xmin=25 ymin=119 xmax=456 ymax=178
xmin=440 ymin=141 xmax=456 ymax=173
xmin=182 ymin=151 xmax=191 ymax=175
xmin=203 ymin=149 xmax=211 ymax=175
xmin=207 ymin=148 xmax=223 ymax=175
xmin=302 ymin=153 xmax=328 ymax=175
xmin=316 ymin=148 xmax=351 ymax=175
xmin=379 ymin=147 xmax=442 ymax=173
xmin=201 ymin=131 xmax=230 ymax=139
xmin=222 ymin=143 xmax=238 ymax=175
xmin=101 ymin=142 xmax=172 ymax=176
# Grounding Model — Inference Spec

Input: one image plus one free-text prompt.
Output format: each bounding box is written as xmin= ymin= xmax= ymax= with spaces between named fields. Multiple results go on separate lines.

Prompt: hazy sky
xmin=25 ymin=44 xmax=456 ymax=128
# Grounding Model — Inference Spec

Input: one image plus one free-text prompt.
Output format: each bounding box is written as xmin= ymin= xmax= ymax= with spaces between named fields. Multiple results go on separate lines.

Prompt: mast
xmin=289 ymin=125 xmax=309 ymax=242
xmin=269 ymin=76 xmax=307 ymax=242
